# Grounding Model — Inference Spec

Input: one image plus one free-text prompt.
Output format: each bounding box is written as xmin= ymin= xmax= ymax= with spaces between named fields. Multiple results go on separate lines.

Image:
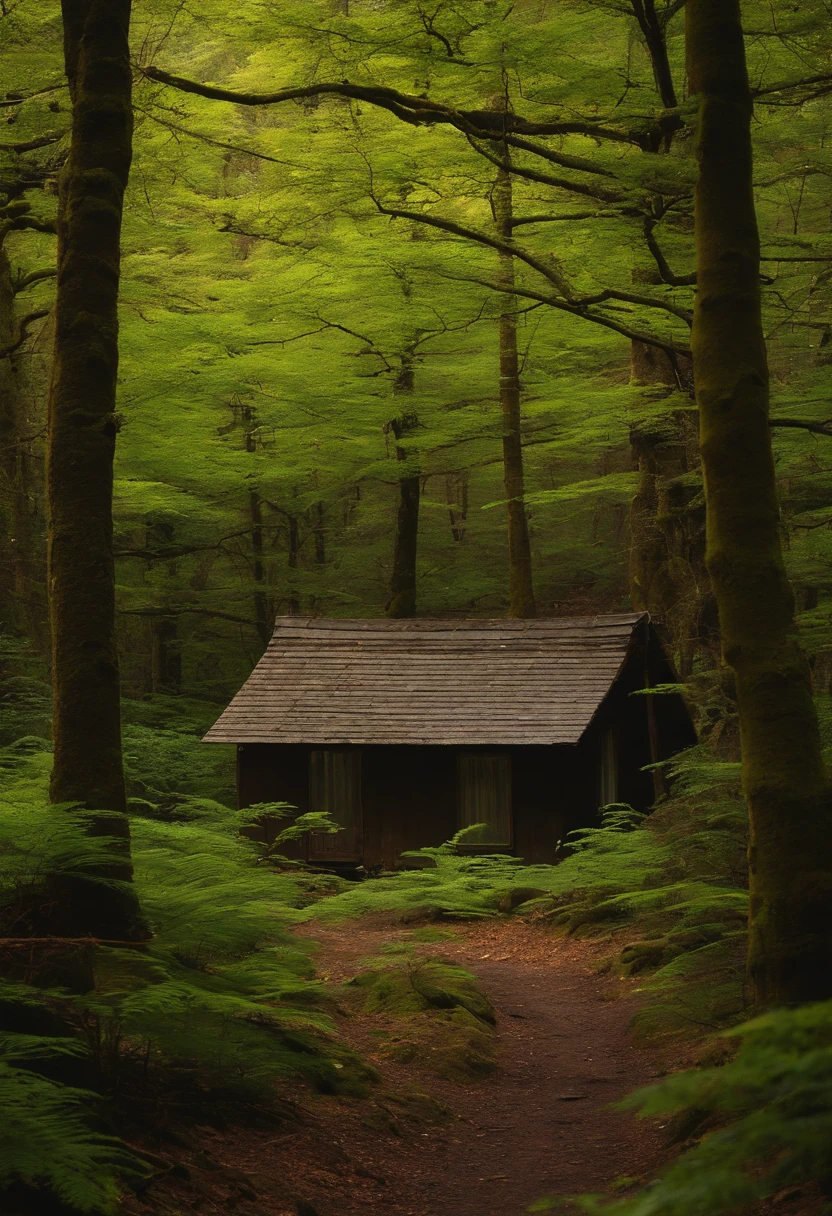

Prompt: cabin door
xmin=457 ymin=753 xmax=512 ymax=848
xmin=308 ymin=749 xmax=362 ymax=861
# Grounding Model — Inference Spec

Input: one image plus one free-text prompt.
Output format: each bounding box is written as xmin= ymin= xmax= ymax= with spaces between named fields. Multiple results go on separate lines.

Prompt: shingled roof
xmin=203 ymin=613 xmax=649 ymax=747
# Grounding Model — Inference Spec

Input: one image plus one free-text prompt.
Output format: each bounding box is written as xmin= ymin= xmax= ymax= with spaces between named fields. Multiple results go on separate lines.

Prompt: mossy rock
xmin=620 ymin=926 xmax=726 ymax=975
xmin=428 ymin=1008 xmax=496 ymax=1083
xmin=495 ymin=886 xmax=551 ymax=913
xmin=409 ymin=963 xmax=495 ymax=1025
xmin=382 ymin=1088 xmax=452 ymax=1124
xmin=351 ymin=959 xmax=495 ymax=1025
xmin=351 ymin=958 xmax=497 ymax=1083
xmin=361 ymin=1108 xmax=402 ymax=1136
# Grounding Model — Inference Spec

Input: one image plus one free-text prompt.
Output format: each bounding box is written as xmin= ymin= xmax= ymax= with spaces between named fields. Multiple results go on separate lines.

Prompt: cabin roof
xmin=203 ymin=613 xmax=651 ymax=747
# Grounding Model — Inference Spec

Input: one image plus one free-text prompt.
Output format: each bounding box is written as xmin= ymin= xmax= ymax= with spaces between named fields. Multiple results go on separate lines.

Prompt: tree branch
xmin=13 ymin=267 xmax=57 ymax=293
xmin=0 ymin=130 xmax=67 ymax=153
xmin=770 ymin=418 xmax=832 ymax=439
xmin=141 ymin=66 xmax=641 ymax=144
xmin=0 ymin=309 xmax=49 ymax=359
xmin=510 ymin=211 xmax=617 ymax=227
xmin=374 ymin=199 xmax=573 ymax=296
xmin=118 ymin=606 xmax=258 ymax=627
xmin=643 ymin=216 xmax=697 ymax=285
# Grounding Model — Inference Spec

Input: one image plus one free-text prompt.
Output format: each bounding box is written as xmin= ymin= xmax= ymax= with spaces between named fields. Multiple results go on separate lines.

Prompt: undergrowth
xmin=303 ymin=747 xmax=750 ymax=1039
xmin=0 ymin=741 xmax=373 ymax=1213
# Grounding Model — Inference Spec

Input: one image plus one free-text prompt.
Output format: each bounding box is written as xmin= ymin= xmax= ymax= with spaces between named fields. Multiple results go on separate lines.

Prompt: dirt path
xmin=129 ymin=918 xmax=666 ymax=1216
xmin=282 ymin=918 xmax=666 ymax=1216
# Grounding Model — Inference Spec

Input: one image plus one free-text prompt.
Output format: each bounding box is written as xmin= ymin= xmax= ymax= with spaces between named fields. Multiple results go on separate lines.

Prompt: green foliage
xmin=0 ymin=636 xmax=51 ymax=748
xmin=0 ymin=1055 xmax=136 ymax=1214
xmin=0 ymin=741 xmax=375 ymax=1209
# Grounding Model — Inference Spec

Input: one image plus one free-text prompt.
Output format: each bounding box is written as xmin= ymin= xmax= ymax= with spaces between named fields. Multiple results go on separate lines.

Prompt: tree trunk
xmin=0 ymin=248 xmax=27 ymax=634
xmin=688 ymin=0 xmax=832 ymax=1004
xmin=493 ymin=157 xmax=536 ymax=619
xmin=48 ymin=0 xmax=132 ymax=812
xmin=45 ymin=0 xmax=145 ymax=941
xmin=249 ymin=487 xmax=272 ymax=643
xmin=287 ymin=512 xmax=301 ymax=615
xmin=147 ymin=521 xmax=182 ymax=694
xmin=386 ymin=401 xmax=420 ymax=620
xmin=629 ymin=306 xmax=716 ymax=678
xmin=0 ymin=250 xmax=48 ymax=650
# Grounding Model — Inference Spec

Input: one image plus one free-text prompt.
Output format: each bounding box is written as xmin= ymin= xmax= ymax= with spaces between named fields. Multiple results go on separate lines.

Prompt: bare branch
xmin=118 ymin=606 xmax=259 ymax=627
xmin=374 ymin=198 xmax=573 ymax=295
xmin=13 ymin=267 xmax=56 ymax=293
xmin=0 ymin=82 xmax=66 ymax=109
xmin=0 ymin=130 xmax=67 ymax=153
xmin=510 ymin=211 xmax=617 ymax=227
xmin=141 ymin=66 xmax=642 ymax=144
xmin=643 ymin=216 xmax=697 ymax=286
xmin=0 ymin=309 xmax=49 ymax=359
xmin=770 ymin=418 xmax=832 ymax=439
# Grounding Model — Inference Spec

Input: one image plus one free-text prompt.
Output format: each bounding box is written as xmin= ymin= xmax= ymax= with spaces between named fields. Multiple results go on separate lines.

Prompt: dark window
xmin=457 ymin=753 xmax=512 ymax=847
xmin=309 ymin=749 xmax=361 ymax=859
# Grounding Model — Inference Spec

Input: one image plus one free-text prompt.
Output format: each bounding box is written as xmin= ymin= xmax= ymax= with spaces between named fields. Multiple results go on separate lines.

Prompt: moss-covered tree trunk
xmin=493 ymin=158 xmax=535 ymax=619
xmin=687 ymin=0 xmax=832 ymax=1004
xmin=46 ymin=1 xmax=145 ymax=939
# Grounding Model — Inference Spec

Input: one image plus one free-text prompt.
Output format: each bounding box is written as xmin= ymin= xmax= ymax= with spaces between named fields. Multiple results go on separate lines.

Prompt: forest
xmin=3 ymin=0 xmax=832 ymax=1213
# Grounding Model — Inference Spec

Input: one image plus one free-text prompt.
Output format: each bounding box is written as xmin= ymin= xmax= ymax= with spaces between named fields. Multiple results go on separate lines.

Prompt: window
xmin=457 ymin=753 xmax=512 ymax=847
xmin=599 ymin=729 xmax=618 ymax=808
xmin=308 ymin=749 xmax=361 ymax=860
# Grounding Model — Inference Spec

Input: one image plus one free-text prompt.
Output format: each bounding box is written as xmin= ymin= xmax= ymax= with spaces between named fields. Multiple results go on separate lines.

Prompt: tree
xmin=687 ymin=0 xmax=832 ymax=1005
xmin=47 ymin=0 xmax=144 ymax=937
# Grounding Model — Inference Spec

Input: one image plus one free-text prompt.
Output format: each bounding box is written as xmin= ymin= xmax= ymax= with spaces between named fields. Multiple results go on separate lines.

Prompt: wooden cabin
xmin=203 ymin=614 xmax=695 ymax=869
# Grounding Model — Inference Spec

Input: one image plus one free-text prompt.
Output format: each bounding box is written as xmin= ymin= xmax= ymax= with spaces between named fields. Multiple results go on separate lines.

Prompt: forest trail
xmin=218 ymin=918 xmax=666 ymax=1216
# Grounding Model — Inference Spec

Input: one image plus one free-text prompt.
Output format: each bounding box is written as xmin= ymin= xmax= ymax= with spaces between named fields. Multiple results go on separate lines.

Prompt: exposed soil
xmin=126 ymin=917 xmax=668 ymax=1216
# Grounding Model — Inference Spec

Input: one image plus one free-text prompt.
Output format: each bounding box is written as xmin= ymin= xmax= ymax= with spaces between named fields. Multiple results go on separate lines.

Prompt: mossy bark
xmin=493 ymin=158 xmax=535 ymax=619
xmin=687 ymin=0 xmax=832 ymax=1004
xmin=46 ymin=1 xmax=145 ymax=938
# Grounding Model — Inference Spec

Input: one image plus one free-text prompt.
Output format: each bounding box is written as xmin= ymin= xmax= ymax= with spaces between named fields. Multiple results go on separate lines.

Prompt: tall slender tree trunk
xmin=386 ymin=398 xmax=420 ymax=620
xmin=688 ymin=0 xmax=832 ymax=1004
xmin=0 ymin=248 xmax=26 ymax=633
xmin=385 ymin=349 xmax=420 ymax=619
xmin=493 ymin=157 xmax=536 ymax=619
xmin=0 ymin=250 xmax=49 ymax=650
xmin=48 ymin=0 xmax=133 ymax=813
xmin=45 ymin=0 xmax=145 ymax=940
xmin=248 ymin=487 xmax=272 ymax=643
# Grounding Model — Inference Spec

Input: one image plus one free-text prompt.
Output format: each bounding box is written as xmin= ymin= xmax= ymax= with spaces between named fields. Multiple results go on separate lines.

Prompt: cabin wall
xmin=237 ymin=742 xmax=604 ymax=868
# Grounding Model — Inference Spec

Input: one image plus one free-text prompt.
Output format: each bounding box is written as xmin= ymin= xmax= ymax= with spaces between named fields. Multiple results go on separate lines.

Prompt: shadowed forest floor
xmin=125 ymin=919 xmax=667 ymax=1216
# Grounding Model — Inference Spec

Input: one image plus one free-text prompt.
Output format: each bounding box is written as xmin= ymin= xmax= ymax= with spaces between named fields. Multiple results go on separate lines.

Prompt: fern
xmin=0 ymin=1061 xmax=137 ymax=1214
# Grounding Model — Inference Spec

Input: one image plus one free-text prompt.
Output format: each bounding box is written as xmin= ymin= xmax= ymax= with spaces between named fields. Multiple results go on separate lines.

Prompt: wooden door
xmin=308 ymin=749 xmax=362 ymax=861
